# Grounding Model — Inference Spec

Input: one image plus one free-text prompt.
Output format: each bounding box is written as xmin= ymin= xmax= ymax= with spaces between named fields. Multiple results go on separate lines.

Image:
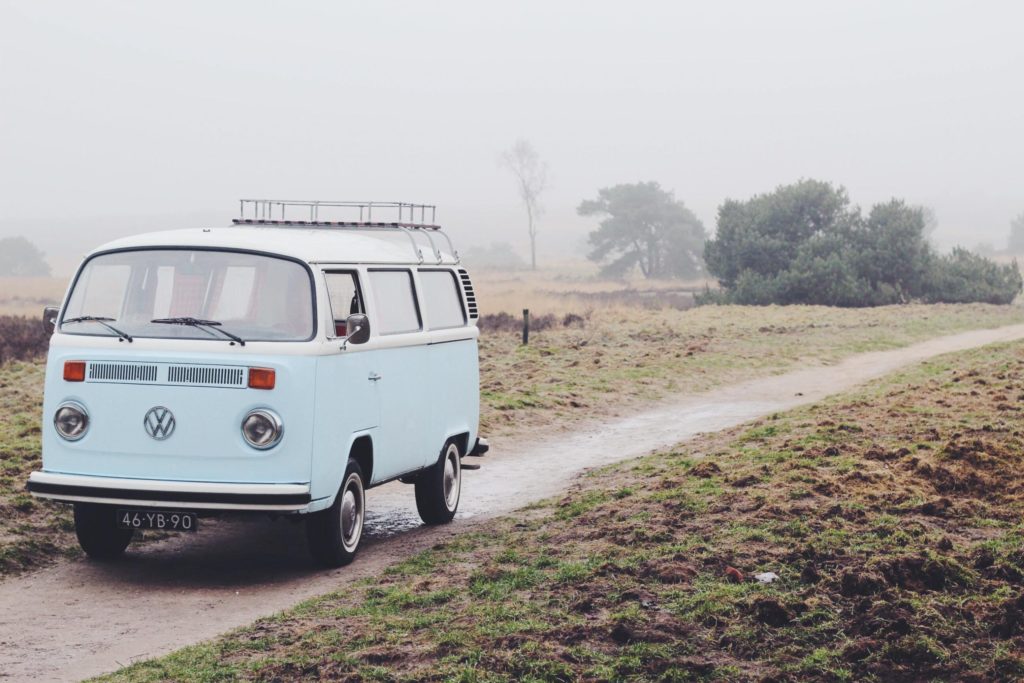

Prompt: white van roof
xmin=91 ymin=225 xmax=459 ymax=267
xmin=92 ymin=199 xmax=460 ymax=267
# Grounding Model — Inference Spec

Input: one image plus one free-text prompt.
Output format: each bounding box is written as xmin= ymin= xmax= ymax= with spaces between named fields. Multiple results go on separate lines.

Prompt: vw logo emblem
xmin=143 ymin=406 xmax=176 ymax=441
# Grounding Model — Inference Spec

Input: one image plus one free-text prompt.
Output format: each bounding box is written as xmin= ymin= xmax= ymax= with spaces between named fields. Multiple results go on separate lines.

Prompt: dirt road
xmin=2 ymin=324 xmax=1023 ymax=682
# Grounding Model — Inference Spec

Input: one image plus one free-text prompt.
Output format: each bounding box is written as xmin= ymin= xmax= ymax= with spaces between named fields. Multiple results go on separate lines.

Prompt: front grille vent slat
xmin=457 ymin=268 xmax=479 ymax=320
xmin=167 ymin=365 xmax=246 ymax=388
xmin=87 ymin=363 xmax=158 ymax=384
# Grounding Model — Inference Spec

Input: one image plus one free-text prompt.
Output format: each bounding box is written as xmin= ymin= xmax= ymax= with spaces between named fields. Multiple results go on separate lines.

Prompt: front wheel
xmin=74 ymin=503 xmax=134 ymax=560
xmin=306 ymin=459 xmax=366 ymax=567
xmin=415 ymin=441 xmax=461 ymax=524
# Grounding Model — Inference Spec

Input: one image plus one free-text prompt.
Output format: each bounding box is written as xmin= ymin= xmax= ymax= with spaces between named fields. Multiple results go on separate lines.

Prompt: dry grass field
xmin=471 ymin=266 xmax=711 ymax=317
xmin=0 ymin=276 xmax=68 ymax=317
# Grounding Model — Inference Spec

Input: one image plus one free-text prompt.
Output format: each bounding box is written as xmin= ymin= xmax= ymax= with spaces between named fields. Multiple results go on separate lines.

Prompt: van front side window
xmin=61 ymin=250 xmax=315 ymax=342
xmin=368 ymin=270 xmax=420 ymax=335
xmin=324 ymin=271 xmax=364 ymax=338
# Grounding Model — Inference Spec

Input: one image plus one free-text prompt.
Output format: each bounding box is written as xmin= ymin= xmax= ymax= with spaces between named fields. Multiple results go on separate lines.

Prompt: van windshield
xmin=61 ymin=249 xmax=315 ymax=342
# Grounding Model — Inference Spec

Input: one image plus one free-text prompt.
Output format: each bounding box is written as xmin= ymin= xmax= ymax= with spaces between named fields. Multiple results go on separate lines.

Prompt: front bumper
xmin=27 ymin=471 xmax=312 ymax=512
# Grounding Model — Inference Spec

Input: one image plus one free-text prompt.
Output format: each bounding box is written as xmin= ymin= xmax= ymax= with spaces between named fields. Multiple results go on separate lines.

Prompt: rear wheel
xmin=415 ymin=440 xmax=461 ymax=524
xmin=306 ymin=459 xmax=366 ymax=567
xmin=74 ymin=503 xmax=134 ymax=560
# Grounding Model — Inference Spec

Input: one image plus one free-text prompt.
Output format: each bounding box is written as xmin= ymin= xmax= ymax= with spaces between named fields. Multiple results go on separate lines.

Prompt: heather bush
xmin=0 ymin=316 xmax=50 ymax=364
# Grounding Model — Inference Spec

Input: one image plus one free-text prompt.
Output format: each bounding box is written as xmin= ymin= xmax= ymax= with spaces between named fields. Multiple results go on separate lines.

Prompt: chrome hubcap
xmin=443 ymin=445 xmax=460 ymax=511
xmin=340 ymin=474 xmax=363 ymax=551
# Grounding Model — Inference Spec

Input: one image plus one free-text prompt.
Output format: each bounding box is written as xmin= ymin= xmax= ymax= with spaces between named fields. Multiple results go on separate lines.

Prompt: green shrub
xmin=924 ymin=248 xmax=1022 ymax=305
xmin=704 ymin=180 xmax=1022 ymax=307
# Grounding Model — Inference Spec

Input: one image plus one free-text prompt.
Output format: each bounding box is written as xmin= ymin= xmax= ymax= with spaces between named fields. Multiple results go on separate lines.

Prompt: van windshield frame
xmin=60 ymin=247 xmax=318 ymax=343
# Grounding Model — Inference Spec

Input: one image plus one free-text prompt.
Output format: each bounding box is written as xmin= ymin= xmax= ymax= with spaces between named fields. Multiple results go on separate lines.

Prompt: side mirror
xmin=42 ymin=306 xmax=58 ymax=332
xmin=342 ymin=313 xmax=370 ymax=347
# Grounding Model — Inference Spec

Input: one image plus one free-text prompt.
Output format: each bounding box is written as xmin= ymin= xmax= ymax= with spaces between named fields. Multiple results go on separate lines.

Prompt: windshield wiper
xmin=151 ymin=317 xmax=246 ymax=346
xmin=63 ymin=316 xmax=133 ymax=342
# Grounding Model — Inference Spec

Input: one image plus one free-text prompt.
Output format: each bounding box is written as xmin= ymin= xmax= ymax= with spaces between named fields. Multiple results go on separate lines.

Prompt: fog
xmin=2 ymin=1 xmax=1022 ymax=274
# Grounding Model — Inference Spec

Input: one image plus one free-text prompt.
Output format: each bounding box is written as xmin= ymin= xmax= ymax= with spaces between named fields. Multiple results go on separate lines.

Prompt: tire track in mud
xmin=2 ymin=323 xmax=1023 ymax=682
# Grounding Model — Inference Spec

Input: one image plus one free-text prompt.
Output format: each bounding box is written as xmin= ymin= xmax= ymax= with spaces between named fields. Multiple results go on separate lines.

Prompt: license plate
xmin=117 ymin=509 xmax=198 ymax=532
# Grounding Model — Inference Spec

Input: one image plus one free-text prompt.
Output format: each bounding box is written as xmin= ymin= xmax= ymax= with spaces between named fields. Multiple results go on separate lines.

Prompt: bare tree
xmin=1009 ymin=212 xmax=1024 ymax=253
xmin=500 ymin=139 xmax=548 ymax=270
xmin=918 ymin=205 xmax=938 ymax=241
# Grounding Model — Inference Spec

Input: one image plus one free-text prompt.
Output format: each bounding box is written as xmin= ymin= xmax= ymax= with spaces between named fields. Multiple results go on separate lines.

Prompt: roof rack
xmin=232 ymin=199 xmax=458 ymax=265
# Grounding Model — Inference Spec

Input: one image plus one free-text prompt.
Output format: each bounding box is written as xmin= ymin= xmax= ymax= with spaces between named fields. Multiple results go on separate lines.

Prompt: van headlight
xmin=241 ymin=409 xmax=283 ymax=449
xmin=54 ymin=401 xmax=89 ymax=441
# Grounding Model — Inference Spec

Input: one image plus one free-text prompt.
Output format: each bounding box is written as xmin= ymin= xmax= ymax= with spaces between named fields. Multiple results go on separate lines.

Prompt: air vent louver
xmin=87 ymin=362 xmax=158 ymax=384
xmin=457 ymin=268 xmax=479 ymax=321
xmin=167 ymin=365 xmax=246 ymax=388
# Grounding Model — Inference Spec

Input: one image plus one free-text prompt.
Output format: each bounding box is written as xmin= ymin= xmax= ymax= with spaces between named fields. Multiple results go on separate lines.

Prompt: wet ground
xmin=1 ymin=323 xmax=1023 ymax=682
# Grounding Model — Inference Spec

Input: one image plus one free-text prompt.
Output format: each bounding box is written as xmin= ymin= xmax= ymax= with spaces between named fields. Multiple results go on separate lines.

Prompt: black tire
xmin=306 ymin=458 xmax=366 ymax=568
xmin=415 ymin=440 xmax=461 ymax=525
xmin=74 ymin=503 xmax=134 ymax=560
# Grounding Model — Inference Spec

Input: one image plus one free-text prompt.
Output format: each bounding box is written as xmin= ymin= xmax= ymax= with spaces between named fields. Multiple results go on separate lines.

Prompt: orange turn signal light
xmin=248 ymin=367 xmax=276 ymax=390
xmin=63 ymin=360 xmax=86 ymax=382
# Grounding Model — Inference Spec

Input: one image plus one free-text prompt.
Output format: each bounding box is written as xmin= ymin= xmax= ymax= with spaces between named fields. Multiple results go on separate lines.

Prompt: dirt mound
xmin=877 ymin=554 xmax=970 ymax=592
xmin=840 ymin=569 xmax=886 ymax=596
xmin=942 ymin=437 xmax=1020 ymax=467
xmin=990 ymin=593 xmax=1024 ymax=638
xmin=637 ymin=557 xmax=698 ymax=584
xmin=688 ymin=461 xmax=721 ymax=478
xmin=750 ymin=597 xmax=792 ymax=626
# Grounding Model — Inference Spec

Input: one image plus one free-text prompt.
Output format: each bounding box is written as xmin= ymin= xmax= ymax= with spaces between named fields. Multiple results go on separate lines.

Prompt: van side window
xmin=324 ymin=272 xmax=364 ymax=338
xmin=418 ymin=270 xmax=466 ymax=329
xmin=368 ymin=270 xmax=421 ymax=334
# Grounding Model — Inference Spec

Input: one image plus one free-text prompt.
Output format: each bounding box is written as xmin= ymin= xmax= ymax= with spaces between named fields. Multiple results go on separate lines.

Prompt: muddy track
xmin=2 ymin=324 xmax=1023 ymax=682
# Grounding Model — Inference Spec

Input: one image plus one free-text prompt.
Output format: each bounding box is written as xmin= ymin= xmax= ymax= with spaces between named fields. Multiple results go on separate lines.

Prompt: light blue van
xmin=28 ymin=200 xmax=486 ymax=567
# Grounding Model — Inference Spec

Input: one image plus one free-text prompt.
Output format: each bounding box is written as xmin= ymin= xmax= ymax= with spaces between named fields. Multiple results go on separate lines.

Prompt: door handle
xmin=368 ymin=372 xmax=382 ymax=382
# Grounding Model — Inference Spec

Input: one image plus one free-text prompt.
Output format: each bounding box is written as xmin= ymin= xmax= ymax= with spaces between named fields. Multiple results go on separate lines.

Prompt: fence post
xmin=522 ymin=308 xmax=530 ymax=345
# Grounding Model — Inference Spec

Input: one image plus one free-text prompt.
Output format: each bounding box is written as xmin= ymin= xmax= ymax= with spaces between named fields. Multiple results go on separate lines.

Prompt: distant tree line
xmin=498 ymin=136 xmax=1022 ymax=291
xmin=573 ymin=179 xmax=1020 ymax=306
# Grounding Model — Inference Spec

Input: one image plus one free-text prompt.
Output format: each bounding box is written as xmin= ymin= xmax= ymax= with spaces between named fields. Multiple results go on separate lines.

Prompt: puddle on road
xmin=362 ymin=398 xmax=787 ymax=538
xmin=364 ymin=507 xmax=422 ymax=538
xmin=364 ymin=495 xmax=480 ymax=540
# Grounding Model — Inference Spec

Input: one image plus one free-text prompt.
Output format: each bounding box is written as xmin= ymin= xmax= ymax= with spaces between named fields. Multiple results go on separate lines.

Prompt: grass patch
xmin=0 ymin=361 xmax=78 ymax=575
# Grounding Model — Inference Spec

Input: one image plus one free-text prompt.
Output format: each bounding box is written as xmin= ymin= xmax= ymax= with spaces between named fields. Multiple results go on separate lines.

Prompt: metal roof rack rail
xmin=232 ymin=199 xmax=459 ymax=265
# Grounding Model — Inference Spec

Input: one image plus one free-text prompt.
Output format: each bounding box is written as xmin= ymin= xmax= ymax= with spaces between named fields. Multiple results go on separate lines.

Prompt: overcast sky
xmin=2 ymin=1 xmax=1022 ymax=272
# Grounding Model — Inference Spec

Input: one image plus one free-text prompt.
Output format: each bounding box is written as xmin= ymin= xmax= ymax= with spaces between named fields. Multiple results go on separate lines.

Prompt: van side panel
xmin=426 ymin=337 xmax=479 ymax=462
xmin=309 ymin=350 xmax=380 ymax=501
xmin=364 ymin=343 xmax=431 ymax=478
